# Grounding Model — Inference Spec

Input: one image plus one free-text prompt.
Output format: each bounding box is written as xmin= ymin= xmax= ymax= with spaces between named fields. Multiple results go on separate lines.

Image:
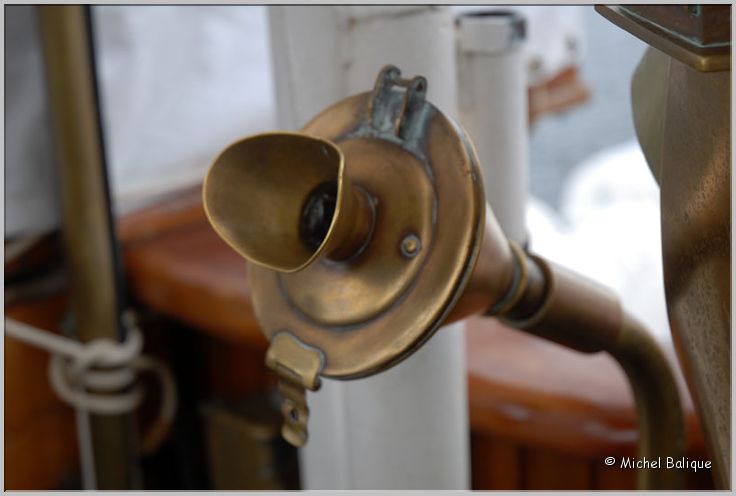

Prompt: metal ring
xmin=486 ymin=240 xmax=529 ymax=316
xmin=500 ymin=252 xmax=555 ymax=329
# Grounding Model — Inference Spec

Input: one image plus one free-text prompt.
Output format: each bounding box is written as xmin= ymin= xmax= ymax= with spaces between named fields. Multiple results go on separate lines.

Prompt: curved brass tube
xmin=609 ymin=313 xmax=686 ymax=489
xmin=491 ymin=247 xmax=686 ymax=490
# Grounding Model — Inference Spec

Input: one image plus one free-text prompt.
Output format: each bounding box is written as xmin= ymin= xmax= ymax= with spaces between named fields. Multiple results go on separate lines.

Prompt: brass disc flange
xmin=249 ymin=67 xmax=485 ymax=379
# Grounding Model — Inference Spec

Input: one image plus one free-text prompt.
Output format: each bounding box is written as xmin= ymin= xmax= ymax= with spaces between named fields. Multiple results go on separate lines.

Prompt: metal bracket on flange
xmin=368 ymin=65 xmax=428 ymax=141
xmin=265 ymin=332 xmax=325 ymax=447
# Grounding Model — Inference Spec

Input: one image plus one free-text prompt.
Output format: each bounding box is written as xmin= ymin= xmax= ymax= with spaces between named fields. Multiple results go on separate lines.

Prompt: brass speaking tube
xmin=203 ymin=66 xmax=685 ymax=489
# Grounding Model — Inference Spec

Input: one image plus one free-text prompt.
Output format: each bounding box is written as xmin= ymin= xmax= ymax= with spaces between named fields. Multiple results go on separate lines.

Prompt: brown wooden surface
xmin=466 ymin=320 xmax=711 ymax=489
xmin=119 ymin=189 xmax=266 ymax=348
xmin=466 ymin=317 xmax=705 ymax=458
xmin=4 ymin=295 xmax=79 ymax=490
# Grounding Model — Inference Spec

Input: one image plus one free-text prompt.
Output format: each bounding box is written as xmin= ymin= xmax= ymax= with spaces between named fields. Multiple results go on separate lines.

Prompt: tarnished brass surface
xmin=204 ymin=133 xmax=374 ymax=272
xmin=263 ymin=333 xmax=324 ymax=446
xmin=265 ymin=333 xmax=324 ymax=391
xmin=203 ymin=66 xmax=487 ymax=447
xmin=204 ymin=66 xmax=688 ymax=487
xmin=503 ymin=257 xmax=624 ymax=354
xmin=446 ymin=208 xmax=516 ymax=323
xmin=610 ymin=314 xmax=686 ymax=489
xmin=596 ymin=5 xmax=730 ymax=72
xmin=496 ymin=248 xmax=547 ymax=320
xmin=277 ymin=380 xmax=310 ymax=447
xmin=38 ymin=5 xmax=138 ymax=489
xmin=495 ymin=249 xmax=686 ymax=489
xmin=237 ymin=68 xmax=485 ymax=379
xmin=632 ymin=47 xmax=731 ymax=489
xmin=281 ymin=138 xmax=434 ymax=326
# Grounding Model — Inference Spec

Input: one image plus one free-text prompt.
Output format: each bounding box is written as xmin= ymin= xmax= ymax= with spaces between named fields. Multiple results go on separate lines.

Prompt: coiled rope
xmin=5 ymin=312 xmax=177 ymax=489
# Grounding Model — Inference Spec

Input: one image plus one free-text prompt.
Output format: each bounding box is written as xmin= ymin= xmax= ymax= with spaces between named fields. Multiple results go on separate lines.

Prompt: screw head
xmin=400 ymin=234 xmax=421 ymax=258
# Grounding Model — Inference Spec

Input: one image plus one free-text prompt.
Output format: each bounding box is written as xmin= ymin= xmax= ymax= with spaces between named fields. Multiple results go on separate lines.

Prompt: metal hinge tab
xmin=265 ymin=332 xmax=325 ymax=447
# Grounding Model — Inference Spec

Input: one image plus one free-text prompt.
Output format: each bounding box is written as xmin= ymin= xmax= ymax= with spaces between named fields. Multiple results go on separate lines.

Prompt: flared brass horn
xmin=203 ymin=65 xmax=685 ymax=488
xmin=205 ymin=66 xmax=493 ymax=383
xmin=203 ymin=133 xmax=374 ymax=273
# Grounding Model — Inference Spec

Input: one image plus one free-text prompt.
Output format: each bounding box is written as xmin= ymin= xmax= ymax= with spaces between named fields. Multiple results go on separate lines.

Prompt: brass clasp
xmin=265 ymin=332 xmax=325 ymax=446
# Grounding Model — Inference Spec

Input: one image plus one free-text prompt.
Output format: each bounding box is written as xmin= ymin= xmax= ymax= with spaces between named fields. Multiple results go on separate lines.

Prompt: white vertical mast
xmin=457 ymin=11 xmax=529 ymax=245
xmin=268 ymin=5 xmax=469 ymax=489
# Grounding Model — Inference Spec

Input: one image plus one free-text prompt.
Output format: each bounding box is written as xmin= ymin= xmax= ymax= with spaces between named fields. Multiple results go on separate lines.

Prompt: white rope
xmin=5 ymin=314 xmax=178 ymax=487
xmin=75 ymin=400 xmax=97 ymax=489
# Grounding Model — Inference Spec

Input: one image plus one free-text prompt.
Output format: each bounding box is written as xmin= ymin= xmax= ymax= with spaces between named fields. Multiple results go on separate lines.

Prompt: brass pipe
xmin=489 ymin=249 xmax=686 ymax=489
xmin=500 ymin=254 xmax=623 ymax=353
xmin=321 ymin=182 xmax=375 ymax=262
xmin=610 ymin=313 xmax=686 ymax=489
xmin=38 ymin=5 xmax=139 ymax=489
xmin=445 ymin=209 xmax=516 ymax=323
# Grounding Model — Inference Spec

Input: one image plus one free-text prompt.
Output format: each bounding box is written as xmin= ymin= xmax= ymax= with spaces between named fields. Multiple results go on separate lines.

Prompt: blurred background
xmin=5 ymin=5 xmax=713 ymax=491
xmin=528 ymin=6 xmax=646 ymax=207
xmin=7 ymin=6 xmax=647 ymax=223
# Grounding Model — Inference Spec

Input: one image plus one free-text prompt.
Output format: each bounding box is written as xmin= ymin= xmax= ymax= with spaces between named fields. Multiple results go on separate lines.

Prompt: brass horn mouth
xmin=203 ymin=66 xmax=491 ymax=378
xmin=203 ymin=132 xmax=373 ymax=273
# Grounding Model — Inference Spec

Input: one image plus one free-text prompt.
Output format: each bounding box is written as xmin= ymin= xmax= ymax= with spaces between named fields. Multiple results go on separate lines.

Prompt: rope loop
xmin=5 ymin=313 xmax=176 ymax=455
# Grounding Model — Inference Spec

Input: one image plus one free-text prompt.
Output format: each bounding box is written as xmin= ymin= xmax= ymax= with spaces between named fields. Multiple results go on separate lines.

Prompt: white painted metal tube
xmin=457 ymin=11 xmax=529 ymax=245
xmin=268 ymin=6 xmax=469 ymax=489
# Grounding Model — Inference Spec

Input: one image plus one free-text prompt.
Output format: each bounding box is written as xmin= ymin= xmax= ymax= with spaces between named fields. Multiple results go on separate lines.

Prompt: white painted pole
xmin=457 ymin=11 xmax=529 ymax=245
xmin=268 ymin=6 xmax=469 ymax=489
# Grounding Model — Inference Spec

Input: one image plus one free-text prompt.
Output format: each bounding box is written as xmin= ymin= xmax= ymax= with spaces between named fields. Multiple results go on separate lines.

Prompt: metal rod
xmin=37 ymin=5 xmax=139 ymax=489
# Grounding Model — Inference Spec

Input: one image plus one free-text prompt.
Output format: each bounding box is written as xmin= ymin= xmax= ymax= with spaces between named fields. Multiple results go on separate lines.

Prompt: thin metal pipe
xmin=37 ymin=5 xmax=139 ymax=489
